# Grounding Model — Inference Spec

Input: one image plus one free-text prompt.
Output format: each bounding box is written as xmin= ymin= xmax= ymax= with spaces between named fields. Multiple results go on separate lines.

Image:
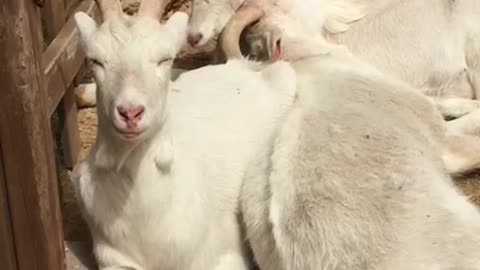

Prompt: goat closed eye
xmin=88 ymin=58 xmax=104 ymax=68
xmin=157 ymin=58 xmax=173 ymax=66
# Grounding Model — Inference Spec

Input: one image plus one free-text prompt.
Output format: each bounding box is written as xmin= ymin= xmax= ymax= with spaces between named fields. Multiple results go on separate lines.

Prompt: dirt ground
xmin=60 ymin=0 xmax=480 ymax=247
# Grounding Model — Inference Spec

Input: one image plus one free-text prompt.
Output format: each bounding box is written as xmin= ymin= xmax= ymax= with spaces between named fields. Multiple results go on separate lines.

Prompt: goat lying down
xmin=73 ymin=1 xmax=480 ymax=269
xmin=242 ymin=53 xmax=480 ymax=270
xmin=217 ymin=7 xmax=480 ymax=270
xmin=72 ymin=0 xmax=296 ymax=269
xmin=188 ymin=0 xmax=480 ymax=175
xmin=187 ymin=0 xmax=480 ymax=118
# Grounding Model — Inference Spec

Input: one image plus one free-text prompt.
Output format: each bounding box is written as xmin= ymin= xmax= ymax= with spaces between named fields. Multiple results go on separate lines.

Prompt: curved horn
xmin=220 ymin=4 xmax=265 ymax=59
xmin=138 ymin=0 xmax=169 ymax=19
xmin=96 ymin=0 xmax=122 ymax=20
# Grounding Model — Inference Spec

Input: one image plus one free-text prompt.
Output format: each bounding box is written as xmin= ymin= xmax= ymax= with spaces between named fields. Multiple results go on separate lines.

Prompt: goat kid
xmin=187 ymin=0 xmax=480 ymax=118
xmin=72 ymin=0 xmax=296 ymax=269
xmin=220 ymin=7 xmax=480 ymax=270
xmin=188 ymin=0 xmax=480 ymax=175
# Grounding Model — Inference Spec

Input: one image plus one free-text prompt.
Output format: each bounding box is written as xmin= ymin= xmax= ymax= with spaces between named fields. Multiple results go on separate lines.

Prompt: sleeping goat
xmin=219 ymin=6 xmax=480 ymax=270
xmin=72 ymin=0 xmax=296 ymax=269
xmin=187 ymin=0 xmax=480 ymax=119
xmin=214 ymin=3 xmax=480 ymax=175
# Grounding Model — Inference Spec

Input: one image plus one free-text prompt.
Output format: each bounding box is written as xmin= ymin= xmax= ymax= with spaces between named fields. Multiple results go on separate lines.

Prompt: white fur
xmin=240 ymin=49 xmax=480 ymax=270
xmin=187 ymin=0 xmax=480 ymax=114
xmin=188 ymin=0 xmax=480 ymax=100
xmin=73 ymin=9 xmax=297 ymax=270
xmin=75 ymin=83 xmax=97 ymax=108
xmin=244 ymin=0 xmax=480 ymax=118
xmin=187 ymin=0 xmax=480 ymax=174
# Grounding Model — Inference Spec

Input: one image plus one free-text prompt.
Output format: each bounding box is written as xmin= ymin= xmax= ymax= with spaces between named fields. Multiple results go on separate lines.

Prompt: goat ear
xmin=74 ymin=12 xmax=98 ymax=49
xmin=164 ymin=12 xmax=189 ymax=52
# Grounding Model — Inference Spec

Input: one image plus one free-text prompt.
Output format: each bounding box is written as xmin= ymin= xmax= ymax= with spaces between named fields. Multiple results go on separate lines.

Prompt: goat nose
xmin=187 ymin=33 xmax=203 ymax=46
xmin=117 ymin=105 xmax=145 ymax=122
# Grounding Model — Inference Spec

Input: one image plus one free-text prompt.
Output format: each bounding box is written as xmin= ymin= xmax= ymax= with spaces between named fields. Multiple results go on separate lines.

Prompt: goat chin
xmin=240 ymin=52 xmax=480 ymax=270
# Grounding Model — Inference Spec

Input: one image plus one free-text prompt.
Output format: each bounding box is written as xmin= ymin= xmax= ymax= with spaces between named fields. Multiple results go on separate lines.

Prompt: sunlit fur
xmin=73 ymin=9 xmax=298 ymax=270
xmin=245 ymin=0 xmax=480 ymax=175
xmin=247 ymin=0 xmax=480 ymax=99
xmin=187 ymin=0 xmax=365 ymax=48
xmin=240 ymin=0 xmax=480 ymax=115
xmin=188 ymin=0 xmax=480 ymax=101
xmin=188 ymin=0 xmax=245 ymax=47
xmin=188 ymin=0 xmax=480 ymax=175
xmin=240 ymin=49 xmax=480 ymax=270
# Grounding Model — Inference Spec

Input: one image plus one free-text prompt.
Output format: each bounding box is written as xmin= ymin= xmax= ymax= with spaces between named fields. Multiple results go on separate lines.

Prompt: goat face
xmin=74 ymin=12 xmax=188 ymax=142
xmin=241 ymin=22 xmax=283 ymax=62
xmin=188 ymin=0 xmax=246 ymax=47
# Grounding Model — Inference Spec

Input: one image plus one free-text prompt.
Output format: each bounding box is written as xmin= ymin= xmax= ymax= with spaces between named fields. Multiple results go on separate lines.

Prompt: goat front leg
xmin=94 ymin=243 xmax=144 ymax=270
xmin=427 ymin=96 xmax=480 ymax=119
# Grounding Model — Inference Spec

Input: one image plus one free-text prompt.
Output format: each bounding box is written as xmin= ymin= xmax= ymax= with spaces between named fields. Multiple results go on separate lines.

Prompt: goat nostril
xmin=187 ymin=33 xmax=203 ymax=46
xmin=117 ymin=106 xmax=128 ymax=120
xmin=132 ymin=106 xmax=145 ymax=119
xmin=117 ymin=105 xmax=145 ymax=121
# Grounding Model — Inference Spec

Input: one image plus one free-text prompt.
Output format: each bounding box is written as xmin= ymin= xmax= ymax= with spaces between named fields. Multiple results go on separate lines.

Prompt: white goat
xmin=72 ymin=0 xmax=297 ymax=269
xmin=220 ymin=7 xmax=480 ymax=270
xmin=187 ymin=0 xmax=480 ymax=175
xmin=187 ymin=0 xmax=480 ymax=119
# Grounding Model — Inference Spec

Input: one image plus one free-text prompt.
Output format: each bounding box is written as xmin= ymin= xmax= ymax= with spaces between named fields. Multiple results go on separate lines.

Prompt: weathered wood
xmin=41 ymin=0 xmax=66 ymax=44
xmin=43 ymin=0 xmax=100 ymax=116
xmin=60 ymin=85 xmax=81 ymax=169
xmin=0 ymin=148 xmax=17 ymax=270
xmin=65 ymin=0 xmax=83 ymax=18
xmin=0 ymin=0 xmax=66 ymax=269
xmin=41 ymin=0 xmax=81 ymax=169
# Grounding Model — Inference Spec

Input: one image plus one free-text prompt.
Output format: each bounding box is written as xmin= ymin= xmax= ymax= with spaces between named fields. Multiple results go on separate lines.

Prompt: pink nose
xmin=117 ymin=105 xmax=145 ymax=124
xmin=187 ymin=33 xmax=203 ymax=46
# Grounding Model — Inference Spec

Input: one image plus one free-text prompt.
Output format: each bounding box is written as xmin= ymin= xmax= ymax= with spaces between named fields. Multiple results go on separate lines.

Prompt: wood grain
xmin=0 ymin=0 xmax=66 ymax=269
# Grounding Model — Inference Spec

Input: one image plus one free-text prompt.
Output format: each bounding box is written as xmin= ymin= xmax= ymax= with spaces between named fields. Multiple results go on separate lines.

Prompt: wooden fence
xmin=0 ymin=0 xmax=100 ymax=269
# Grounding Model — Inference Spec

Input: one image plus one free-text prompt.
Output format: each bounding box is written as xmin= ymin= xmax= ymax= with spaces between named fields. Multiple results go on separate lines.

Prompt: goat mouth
xmin=113 ymin=126 xmax=145 ymax=140
xmin=270 ymin=38 xmax=282 ymax=62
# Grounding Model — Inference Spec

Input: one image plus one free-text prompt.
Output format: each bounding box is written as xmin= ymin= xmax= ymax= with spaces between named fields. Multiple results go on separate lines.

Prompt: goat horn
xmin=138 ymin=0 xmax=169 ymax=19
xmin=220 ymin=4 xmax=265 ymax=59
xmin=95 ymin=0 xmax=122 ymax=20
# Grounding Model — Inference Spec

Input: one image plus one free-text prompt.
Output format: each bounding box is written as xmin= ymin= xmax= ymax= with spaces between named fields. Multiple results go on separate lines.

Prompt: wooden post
xmin=0 ymin=0 xmax=66 ymax=269
xmin=41 ymin=0 xmax=81 ymax=169
xmin=0 ymin=150 xmax=17 ymax=270
xmin=41 ymin=0 xmax=66 ymax=44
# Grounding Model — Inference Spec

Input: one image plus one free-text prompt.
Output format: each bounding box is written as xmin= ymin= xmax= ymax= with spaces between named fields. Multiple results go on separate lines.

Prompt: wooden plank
xmin=0 ymin=0 xmax=66 ymax=269
xmin=0 ymin=147 xmax=17 ymax=270
xmin=41 ymin=0 xmax=66 ymax=44
xmin=42 ymin=0 xmax=100 ymax=116
xmin=40 ymin=0 xmax=79 ymax=168
xmin=65 ymin=0 xmax=83 ymax=18
xmin=60 ymin=85 xmax=81 ymax=169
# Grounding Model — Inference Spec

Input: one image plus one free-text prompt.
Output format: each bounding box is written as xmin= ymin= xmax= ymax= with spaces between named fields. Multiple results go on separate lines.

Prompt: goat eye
xmin=88 ymin=58 xmax=104 ymax=68
xmin=157 ymin=58 xmax=173 ymax=66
